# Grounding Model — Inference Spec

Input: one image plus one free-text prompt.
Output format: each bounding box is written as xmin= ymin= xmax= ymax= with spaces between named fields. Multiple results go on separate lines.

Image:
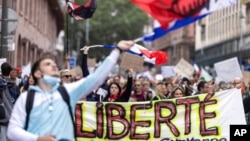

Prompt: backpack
xmin=7 ymin=80 xmax=20 ymax=104
xmin=24 ymin=85 xmax=76 ymax=138
xmin=0 ymin=78 xmax=13 ymax=125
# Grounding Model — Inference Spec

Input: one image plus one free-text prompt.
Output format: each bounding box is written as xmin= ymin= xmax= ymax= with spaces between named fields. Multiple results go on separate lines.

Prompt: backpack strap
xmin=57 ymin=85 xmax=76 ymax=139
xmin=24 ymin=86 xmax=76 ymax=138
xmin=24 ymin=90 xmax=35 ymax=130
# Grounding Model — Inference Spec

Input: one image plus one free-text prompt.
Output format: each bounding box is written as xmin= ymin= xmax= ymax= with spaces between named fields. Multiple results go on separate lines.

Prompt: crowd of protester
xmin=1 ymin=43 xmax=250 ymax=140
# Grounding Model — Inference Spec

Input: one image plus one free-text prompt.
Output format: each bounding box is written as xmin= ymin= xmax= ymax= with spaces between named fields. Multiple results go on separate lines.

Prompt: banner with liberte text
xmin=75 ymin=88 xmax=245 ymax=141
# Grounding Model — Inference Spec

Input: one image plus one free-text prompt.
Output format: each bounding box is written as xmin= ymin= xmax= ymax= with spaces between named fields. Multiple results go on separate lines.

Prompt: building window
xmin=246 ymin=5 xmax=250 ymax=24
xmin=201 ymin=25 xmax=206 ymax=41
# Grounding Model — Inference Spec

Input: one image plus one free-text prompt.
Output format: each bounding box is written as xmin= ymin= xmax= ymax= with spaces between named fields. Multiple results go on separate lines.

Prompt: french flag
xmin=143 ymin=15 xmax=207 ymax=42
xmin=104 ymin=44 xmax=168 ymax=65
xmin=132 ymin=0 xmax=236 ymax=42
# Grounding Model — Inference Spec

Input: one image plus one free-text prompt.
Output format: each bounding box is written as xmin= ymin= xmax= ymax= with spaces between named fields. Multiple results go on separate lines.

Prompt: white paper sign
xmin=174 ymin=58 xmax=194 ymax=78
xmin=161 ymin=66 xmax=176 ymax=78
xmin=96 ymin=88 xmax=108 ymax=97
xmin=214 ymin=57 xmax=243 ymax=82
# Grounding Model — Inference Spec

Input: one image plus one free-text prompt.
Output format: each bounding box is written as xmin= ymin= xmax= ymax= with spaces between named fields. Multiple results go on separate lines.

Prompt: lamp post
xmin=0 ymin=0 xmax=8 ymax=58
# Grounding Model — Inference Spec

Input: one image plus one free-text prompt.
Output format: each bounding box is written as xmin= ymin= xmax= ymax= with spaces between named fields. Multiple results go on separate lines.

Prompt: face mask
xmin=42 ymin=74 xmax=60 ymax=86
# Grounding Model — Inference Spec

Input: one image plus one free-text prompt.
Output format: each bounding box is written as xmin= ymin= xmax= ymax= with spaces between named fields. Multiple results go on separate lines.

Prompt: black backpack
xmin=0 ymin=78 xmax=13 ymax=125
xmin=24 ymin=85 xmax=76 ymax=138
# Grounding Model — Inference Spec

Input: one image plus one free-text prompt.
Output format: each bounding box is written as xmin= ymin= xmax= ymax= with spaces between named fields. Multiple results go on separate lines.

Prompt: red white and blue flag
xmin=99 ymin=44 xmax=168 ymax=65
xmin=66 ymin=0 xmax=97 ymax=20
xmin=131 ymin=0 xmax=237 ymax=42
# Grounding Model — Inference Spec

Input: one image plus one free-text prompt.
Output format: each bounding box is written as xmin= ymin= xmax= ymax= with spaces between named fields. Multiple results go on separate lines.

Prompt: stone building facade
xmin=152 ymin=23 xmax=195 ymax=65
xmin=0 ymin=0 xmax=64 ymax=67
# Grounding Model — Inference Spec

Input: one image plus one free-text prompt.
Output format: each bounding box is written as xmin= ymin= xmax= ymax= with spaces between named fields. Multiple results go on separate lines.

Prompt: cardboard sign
xmin=120 ymin=52 xmax=144 ymax=72
xmin=87 ymin=58 xmax=96 ymax=67
xmin=174 ymin=58 xmax=194 ymax=78
xmin=214 ymin=57 xmax=242 ymax=82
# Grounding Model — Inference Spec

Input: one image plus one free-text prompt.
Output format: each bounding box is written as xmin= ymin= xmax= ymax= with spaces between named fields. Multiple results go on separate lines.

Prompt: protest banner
xmin=120 ymin=52 xmax=144 ymax=72
xmin=75 ymin=88 xmax=245 ymax=141
xmin=214 ymin=57 xmax=242 ymax=82
xmin=174 ymin=58 xmax=194 ymax=78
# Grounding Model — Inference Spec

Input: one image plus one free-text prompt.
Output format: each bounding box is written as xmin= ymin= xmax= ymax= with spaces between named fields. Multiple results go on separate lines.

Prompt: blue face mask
xmin=42 ymin=74 xmax=60 ymax=86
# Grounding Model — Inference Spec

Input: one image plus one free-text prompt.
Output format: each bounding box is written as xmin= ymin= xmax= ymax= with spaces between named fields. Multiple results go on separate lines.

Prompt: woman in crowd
xmin=153 ymin=82 xmax=172 ymax=100
xmin=20 ymin=75 xmax=35 ymax=93
xmin=59 ymin=69 xmax=72 ymax=84
xmin=103 ymin=69 xmax=133 ymax=102
xmin=169 ymin=85 xmax=185 ymax=99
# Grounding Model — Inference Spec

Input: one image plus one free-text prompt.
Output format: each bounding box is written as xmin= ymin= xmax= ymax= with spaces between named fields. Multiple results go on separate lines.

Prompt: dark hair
xmin=181 ymin=77 xmax=191 ymax=85
xmin=23 ymin=75 xmax=33 ymax=92
xmin=1 ymin=62 xmax=12 ymax=76
xmin=104 ymin=82 xmax=122 ymax=101
xmin=145 ymin=90 xmax=153 ymax=101
xmin=31 ymin=55 xmax=56 ymax=85
xmin=197 ymin=81 xmax=207 ymax=92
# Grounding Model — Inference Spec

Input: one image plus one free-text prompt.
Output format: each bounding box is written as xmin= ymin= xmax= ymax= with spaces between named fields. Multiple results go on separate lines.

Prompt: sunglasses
xmin=63 ymin=75 xmax=72 ymax=78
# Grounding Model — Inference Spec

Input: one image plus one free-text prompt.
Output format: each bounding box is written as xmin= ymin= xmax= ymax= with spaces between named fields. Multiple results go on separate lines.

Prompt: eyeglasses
xmin=135 ymin=84 xmax=141 ymax=87
xmin=63 ymin=75 xmax=72 ymax=78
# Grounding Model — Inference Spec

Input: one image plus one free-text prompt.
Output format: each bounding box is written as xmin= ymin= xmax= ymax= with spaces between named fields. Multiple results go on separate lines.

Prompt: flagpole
xmin=133 ymin=37 xmax=143 ymax=43
xmin=80 ymin=45 xmax=103 ymax=50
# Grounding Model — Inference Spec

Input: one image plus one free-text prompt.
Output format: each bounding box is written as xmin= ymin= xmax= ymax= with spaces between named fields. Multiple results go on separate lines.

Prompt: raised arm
xmin=117 ymin=69 xmax=133 ymax=102
xmin=65 ymin=40 xmax=134 ymax=104
xmin=81 ymin=46 xmax=90 ymax=77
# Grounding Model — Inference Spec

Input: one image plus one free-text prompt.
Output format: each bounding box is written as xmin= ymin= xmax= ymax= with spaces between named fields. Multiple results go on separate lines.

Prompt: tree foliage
xmin=66 ymin=0 xmax=149 ymax=62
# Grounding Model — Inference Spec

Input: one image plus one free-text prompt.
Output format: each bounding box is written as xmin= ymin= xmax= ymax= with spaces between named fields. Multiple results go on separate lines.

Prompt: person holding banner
xmin=7 ymin=40 xmax=134 ymax=141
xmin=233 ymin=77 xmax=250 ymax=125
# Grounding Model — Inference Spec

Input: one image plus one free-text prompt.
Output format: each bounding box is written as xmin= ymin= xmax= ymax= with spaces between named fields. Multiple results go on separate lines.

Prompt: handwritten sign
xmin=214 ymin=57 xmax=242 ymax=82
xmin=174 ymin=58 xmax=194 ymax=78
xmin=120 ymin=52 xmax=144 ymax=72
xmin=75 ymin=88 xmax=245 ymax=141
